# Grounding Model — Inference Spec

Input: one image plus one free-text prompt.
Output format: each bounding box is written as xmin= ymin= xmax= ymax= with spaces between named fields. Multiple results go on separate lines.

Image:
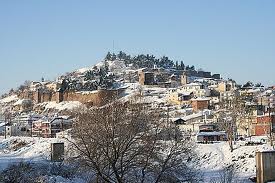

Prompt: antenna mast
xmin=112 ymin=40 xmax=115 ymax=54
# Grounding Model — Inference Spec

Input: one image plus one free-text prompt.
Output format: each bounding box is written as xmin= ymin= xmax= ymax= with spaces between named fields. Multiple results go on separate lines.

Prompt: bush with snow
xmin=0 ymin=162 xmax=82 ymax=183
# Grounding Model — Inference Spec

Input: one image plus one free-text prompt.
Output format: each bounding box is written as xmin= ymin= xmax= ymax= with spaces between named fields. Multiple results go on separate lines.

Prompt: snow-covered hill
xmin=76 ymin=60 xmax=127 ymax=74
xmin=0 ymin=95 xmax=18 ymax=105
xmin=0 ymin=137 xmax=65 ymax=170
xmin=197 ymin=140 xmax=273 ymax=182
xmin=0 ymin=137 xmax=86 ymax=182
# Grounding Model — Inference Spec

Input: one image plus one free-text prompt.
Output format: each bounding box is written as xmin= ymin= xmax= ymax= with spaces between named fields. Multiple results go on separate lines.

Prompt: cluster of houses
xmin=137 ymin=67 xmax=275 ymax=143
xmin=170 ymin=81 xmax=275 ymax=143
xmin=0 ymin=113 xmax=73 ymax=138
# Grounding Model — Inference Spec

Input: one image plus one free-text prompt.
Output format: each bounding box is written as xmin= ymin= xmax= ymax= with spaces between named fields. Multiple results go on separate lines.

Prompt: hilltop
xmin=0 ymin=51 xmax=221 ymax=115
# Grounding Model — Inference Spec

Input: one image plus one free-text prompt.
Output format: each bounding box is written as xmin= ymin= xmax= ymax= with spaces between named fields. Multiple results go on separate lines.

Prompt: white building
xmin=180 ymin=83 xmax=210 ymax=98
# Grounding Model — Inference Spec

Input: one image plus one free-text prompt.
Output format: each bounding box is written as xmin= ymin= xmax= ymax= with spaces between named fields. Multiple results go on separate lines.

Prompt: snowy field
xmin=197 ymin=141 xmax=273 ymax=182
xmin=0 ymin=136 xmax=65 ymax=170
xmin=0 ymin=136 xmax=273 ymax=182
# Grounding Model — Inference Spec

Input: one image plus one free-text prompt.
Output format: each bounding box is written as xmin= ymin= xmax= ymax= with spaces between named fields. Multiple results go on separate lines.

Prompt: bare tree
xmin=217 ymin=111 xmax=235 ymax=152
xmin=210 ymin=164 xmax=238 ymax=183
xmin=217 ymin=96 xmax=245 ymax=152
xmin=68 ymin=100 xmax=200 ymax=183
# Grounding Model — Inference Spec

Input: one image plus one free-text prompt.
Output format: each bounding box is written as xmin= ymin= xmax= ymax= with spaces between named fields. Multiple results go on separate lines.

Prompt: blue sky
xmin=0 ymin=0 xmax=275 ymax=94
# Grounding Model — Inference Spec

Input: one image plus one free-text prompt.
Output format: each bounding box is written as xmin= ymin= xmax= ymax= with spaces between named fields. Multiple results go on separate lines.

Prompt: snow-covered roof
xmin=257 ymin=150 xmax=275 ymax=153
xmin=33 ymin=119 xmax=46 ymax=124
xmin=191 ymin=97 xmax=210 ymax=101
xmin=185 ymin=82 xmax=202 ymax=86
xmin=257 ymin=112 xmax=275 ymax=117
xmin=51 ymin=118 xmax=72 ymax=124
xmin=178 ymin=91 xmax=193 ymax=96
xmin=243 ymin=88 xmax=262 ymax=93
xmin=182 ymin=112 xmax=204 ymax=121
xmin=197 ymin=131 xmax=226 ymax=136
xmin=76 ymin=91 xmax=99 ymax=95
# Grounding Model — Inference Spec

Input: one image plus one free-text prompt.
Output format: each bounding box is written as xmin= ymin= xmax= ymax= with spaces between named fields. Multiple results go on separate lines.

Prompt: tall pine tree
xmin=105 ymin=52 xmax=112 ymax=61
xmin=180 ymin=61 xmax=185 ymax=70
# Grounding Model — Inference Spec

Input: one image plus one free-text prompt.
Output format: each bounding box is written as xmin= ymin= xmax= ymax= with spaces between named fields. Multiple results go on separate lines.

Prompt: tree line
xmin=105 ymin=51 xmax=196 ymax=71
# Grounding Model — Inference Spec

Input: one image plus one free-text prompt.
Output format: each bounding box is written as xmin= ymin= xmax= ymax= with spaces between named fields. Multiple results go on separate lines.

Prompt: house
xmin=32 ymin=119 xmax=45 ymax=137
xmin=196 ymin=124 xmax=227 ymax=143
xmin=174 ymin=118 xmax=186 ymax=125
xmin=138 ymin=69 xmax=180 ymax=87
xmin=236 ymin=110 xmax=258 ymax=137
xmin=32 ymin=116 xmax=73 ymax=138
xmin=180 ymin=71 xmax=221 ymax=85
xmin=9 ymin=114 xmax=43 ymax=137
xmin=199 ymin=124 xmax=218 ymax=132
xmin=9 ymin=124 xmax=30 ymax=137
xmin=257 ymin=95 xmax=275 ymax=108
xmin=253 ymin=113 xmax=275 ymax=136
xmin=180 ymin=83 xmax=210 ymax=98
xmin=169 ymin=91 xmax=193 ymax=105
xmin=175 ymin=112 xmax=206 ymax=133
xmin=220 ymin=91 xmax=236 ymax=102
xmin=197 ymin=131 xmax=227 ymax=143
xmin=170 ymin=74 xmax=181 ymax=88
xmin=191 ymin=98 xmax=210 ymax=112
xmin=50 ymin=117 xmax=73 ymax=138
xmin=138 ymin=71 xmax=155 ymax=85
xmin=217 ymin=81 xmax=236 ymax=93
xmin=5 ymin=125 xmax=12 ymax=138
xmin=240 ymin=88 xmax=263 ymax=97
xmin=0 ymin=122 xmax=6 ymax=136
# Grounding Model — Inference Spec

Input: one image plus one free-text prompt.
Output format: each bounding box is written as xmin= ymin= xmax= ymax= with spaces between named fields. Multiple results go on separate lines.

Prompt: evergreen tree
xmin=175 ymin=61 xmax=179 ymax=70
xmin=9 ymin=88 xmax=14 ymax=94
xmin=93 ymin=65 xmax=98 ymax=71
xmin=180 ymin=61 xmax=185 ymax=70
xmin=111 ymin=53 xmax=116 ymax=61
xmin=243 ymin=81 xmax=253 ymax=88
xmin=105 ymin=52 xmax=112 ymax=61
xmin=160 ymin=56 xmax=168 ymax=67
xmin=84 ymin=70 xmax=94 ymax=81
xmin=255 ymin=83 xmax=262 ymax=87
xmin=117 ymin=51 xmax=126 ymax=60
xmin=104 ymin=61 xmax=109 ymax=72
xmin=60 ymin=79 xmax=68 ymax=92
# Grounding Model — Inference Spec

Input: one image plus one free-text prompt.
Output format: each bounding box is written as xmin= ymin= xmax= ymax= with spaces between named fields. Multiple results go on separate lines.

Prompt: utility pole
xmin=249 ymin=110 xmax=252 ymax=142
xmin=4 ymin=115 xmax=6 ymax=139
xmin=269 ymin=98 xmax=273 ymax=147
xmin=4 ymin=111 xmax=10 ymax=139
xmin=112 ymin=40 xmax=115 ymax=54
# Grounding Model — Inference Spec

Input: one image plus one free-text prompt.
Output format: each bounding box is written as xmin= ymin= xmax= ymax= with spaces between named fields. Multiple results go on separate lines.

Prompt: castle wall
xmin=19 ymin=88 xmax=124 ymax=107
xmin=62 ymin=89 xmax=120 ymax=107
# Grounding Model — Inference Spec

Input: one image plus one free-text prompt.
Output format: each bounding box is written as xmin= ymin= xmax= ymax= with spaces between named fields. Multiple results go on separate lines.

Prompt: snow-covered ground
xmin=0 ymin=136 xmax=64 ymax=170
xmin=34 ymin=101 xmax=85 ymax=113
xmin=0 ymin=136 xmax=86 ymax=182
xmin=197 ymin=140 xmax=273 ymax=182
xmin=0 ymin=95 xmax=18 ymax=104
xmin=42 ymin=101 xmax=84 ymax=111
xmin=0 ymin=136 xmax=273 ymax=182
